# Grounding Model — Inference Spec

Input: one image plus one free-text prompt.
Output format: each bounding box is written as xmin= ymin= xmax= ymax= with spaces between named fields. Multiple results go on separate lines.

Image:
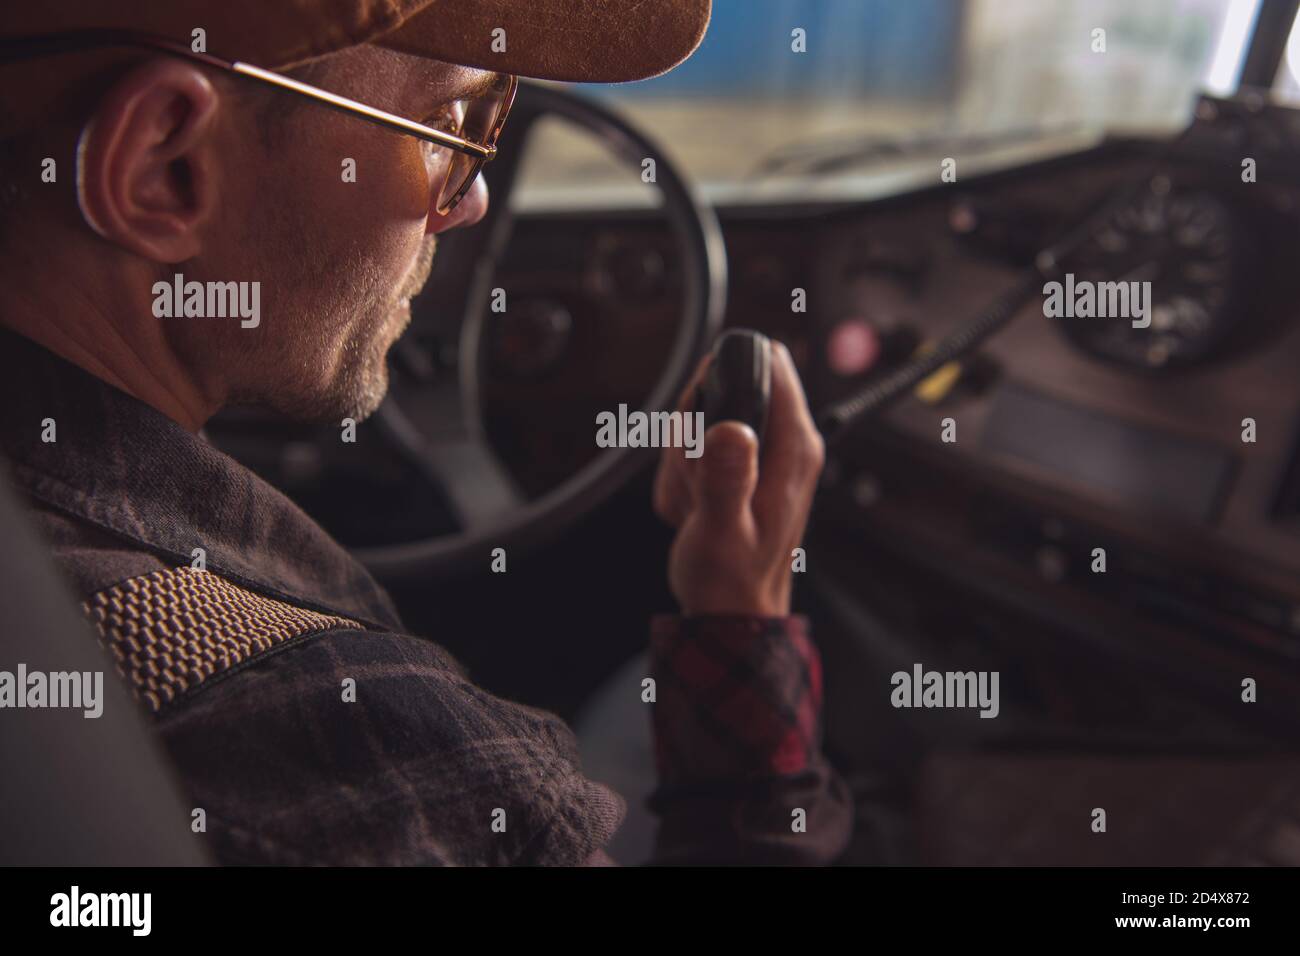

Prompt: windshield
xmin=513 ymin=0 xmax=1264 ymax=210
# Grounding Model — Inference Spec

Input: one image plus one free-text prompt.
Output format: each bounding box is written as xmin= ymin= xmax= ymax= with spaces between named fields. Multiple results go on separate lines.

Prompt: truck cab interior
xmin=6 ymin=0 xmax=1300 ymax=866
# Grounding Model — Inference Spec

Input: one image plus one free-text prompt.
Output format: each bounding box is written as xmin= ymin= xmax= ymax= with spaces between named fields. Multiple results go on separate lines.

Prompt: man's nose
xmin=428 ymin=176 xmax=489 ymax=234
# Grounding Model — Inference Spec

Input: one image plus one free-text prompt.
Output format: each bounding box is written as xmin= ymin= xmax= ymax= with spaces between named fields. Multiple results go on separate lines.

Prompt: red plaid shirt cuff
xmin=648 ymin=614 xmax=823 ymax=785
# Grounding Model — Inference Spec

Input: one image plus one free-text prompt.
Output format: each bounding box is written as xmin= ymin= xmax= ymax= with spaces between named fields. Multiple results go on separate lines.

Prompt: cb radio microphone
xmin=696 ymin=329 xmax=772 ymax=455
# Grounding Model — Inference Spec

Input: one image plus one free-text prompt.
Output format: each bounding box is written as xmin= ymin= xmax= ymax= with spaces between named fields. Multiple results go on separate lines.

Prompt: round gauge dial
xmin=1055 ymin=182 xmax=1240 ymax=369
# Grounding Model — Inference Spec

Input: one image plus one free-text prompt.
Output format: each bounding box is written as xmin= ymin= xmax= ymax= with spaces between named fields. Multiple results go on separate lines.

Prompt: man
xmin=0 ymin=0 xmax=852 ymax=864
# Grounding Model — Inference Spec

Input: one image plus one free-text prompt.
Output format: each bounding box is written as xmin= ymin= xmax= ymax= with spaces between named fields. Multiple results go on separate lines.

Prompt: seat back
xmin=0 ymin=470 xmax=207 ymax=865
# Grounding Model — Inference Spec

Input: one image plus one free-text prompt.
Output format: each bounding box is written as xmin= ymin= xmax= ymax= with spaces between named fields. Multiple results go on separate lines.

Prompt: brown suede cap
xmin=0 ymin=0 xmax=712 ymax=82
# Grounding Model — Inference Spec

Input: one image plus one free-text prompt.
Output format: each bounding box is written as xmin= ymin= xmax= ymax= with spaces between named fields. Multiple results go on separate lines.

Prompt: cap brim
xmin=374 ymin=0 xmax=711 ymax=83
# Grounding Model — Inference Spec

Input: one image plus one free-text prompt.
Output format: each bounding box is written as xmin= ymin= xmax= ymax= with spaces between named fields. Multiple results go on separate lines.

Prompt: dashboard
xmin=480 ymin=94 xmax=1300 ymax=721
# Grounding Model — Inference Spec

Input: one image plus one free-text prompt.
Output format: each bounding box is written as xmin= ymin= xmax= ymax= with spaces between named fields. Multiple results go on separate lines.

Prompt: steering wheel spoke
xmin=374 ymin=388 xmax=524 ymax=530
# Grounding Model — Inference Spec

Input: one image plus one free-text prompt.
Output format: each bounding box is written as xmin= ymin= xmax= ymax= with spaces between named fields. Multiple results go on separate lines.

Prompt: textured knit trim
xmin=82 ymin=568 xmax=363 ymax=714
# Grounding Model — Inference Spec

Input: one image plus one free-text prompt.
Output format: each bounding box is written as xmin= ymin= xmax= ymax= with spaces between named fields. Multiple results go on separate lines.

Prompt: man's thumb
xmin=696 ymin=421 xmax=759 ymax=523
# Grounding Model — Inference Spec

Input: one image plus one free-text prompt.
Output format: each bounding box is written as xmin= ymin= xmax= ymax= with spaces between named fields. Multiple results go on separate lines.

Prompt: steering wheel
xmin=353 ymin=82 xmax=727 ymax=582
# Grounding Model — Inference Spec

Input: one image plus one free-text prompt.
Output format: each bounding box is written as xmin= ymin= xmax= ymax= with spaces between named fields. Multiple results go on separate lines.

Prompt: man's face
xmin=183 ymin=46 xmax=494 ymax=423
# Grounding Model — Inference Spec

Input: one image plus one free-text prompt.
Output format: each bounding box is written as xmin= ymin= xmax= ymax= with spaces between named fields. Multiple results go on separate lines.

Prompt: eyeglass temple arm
xmin=232 ymin=62 xmax=491 ymax=158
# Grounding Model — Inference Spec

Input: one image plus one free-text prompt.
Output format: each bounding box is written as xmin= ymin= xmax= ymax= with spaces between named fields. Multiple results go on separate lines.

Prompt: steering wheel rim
xmin=354 ymin=81 xmax=727 ymax=582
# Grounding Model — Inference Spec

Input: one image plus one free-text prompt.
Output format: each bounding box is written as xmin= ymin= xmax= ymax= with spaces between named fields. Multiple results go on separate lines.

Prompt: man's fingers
xmin=656 ymin=343 xmax=824 ymax=531
xmin=652 ymin=352 xmax=714 ymax=527
xmin=753 ymin=343 xmax=824 ymax=524
xmin=693 ymin=421 xmax=760 ymax=528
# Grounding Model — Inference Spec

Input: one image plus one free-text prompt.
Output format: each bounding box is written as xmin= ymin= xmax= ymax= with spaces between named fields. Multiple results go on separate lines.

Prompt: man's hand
xmin=653 ymin=342 xmax=825 ymax=617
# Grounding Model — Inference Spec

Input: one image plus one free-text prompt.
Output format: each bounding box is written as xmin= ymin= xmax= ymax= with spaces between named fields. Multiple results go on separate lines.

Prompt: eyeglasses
xmin=0 ymin=29 xmax=518 ymax=214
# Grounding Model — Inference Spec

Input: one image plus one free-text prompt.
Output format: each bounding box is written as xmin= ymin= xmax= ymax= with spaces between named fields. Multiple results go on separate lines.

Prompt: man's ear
xmin=76 ymin=57 xmax=221 ymax=262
